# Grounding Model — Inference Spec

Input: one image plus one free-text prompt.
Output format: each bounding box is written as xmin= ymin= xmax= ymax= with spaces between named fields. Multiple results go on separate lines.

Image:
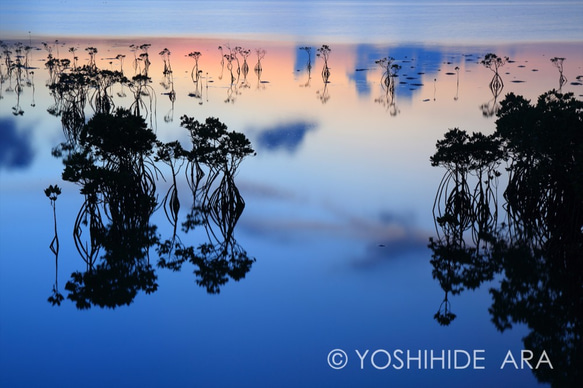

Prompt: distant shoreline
xmin=2 ymin=32 xmax=583 ymax=49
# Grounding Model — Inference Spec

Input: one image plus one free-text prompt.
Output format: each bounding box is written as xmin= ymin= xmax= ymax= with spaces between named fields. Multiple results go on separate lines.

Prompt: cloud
xmin=254 ymin=121 xmax=317 ymax=153
xmin=238 ymin=180 xmax=299 ymax=202
xmin=239 ymin=202 xmax=430 ymax=262
xmin=0 ymin=117 xmax=35 ymax=170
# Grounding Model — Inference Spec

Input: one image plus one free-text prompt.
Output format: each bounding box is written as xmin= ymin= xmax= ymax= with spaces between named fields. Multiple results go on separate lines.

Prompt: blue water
xmin=1 ymin=2 xmax=581 ymax=387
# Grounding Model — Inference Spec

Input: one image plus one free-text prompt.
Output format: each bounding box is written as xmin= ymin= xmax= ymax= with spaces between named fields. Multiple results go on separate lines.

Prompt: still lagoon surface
xmin=1 ymin=1 xmax=582 ymax=387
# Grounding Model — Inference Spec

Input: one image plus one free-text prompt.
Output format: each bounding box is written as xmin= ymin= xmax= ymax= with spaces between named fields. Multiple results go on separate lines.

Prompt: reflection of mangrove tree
xmin=45 ymin=184 xmax=64 ymax=306
xmin=45 ymin=57 xmax=255 ymax=308
xmin=52 ymin=108 xmax=160 ymax=309
xmin=156 ymin=116 xmax=255 ymax=294
xmin=430 ymin=90 xmax=583 ymax=387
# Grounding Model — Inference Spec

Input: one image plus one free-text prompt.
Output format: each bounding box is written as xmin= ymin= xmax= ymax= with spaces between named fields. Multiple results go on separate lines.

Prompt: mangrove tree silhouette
xmin=429 ymin=90 xmax=583 ymax=387
xmin=156 ymin=115 xmax=256 ymax=294
xmin=44 ymin=55 xmax=255 ymax=308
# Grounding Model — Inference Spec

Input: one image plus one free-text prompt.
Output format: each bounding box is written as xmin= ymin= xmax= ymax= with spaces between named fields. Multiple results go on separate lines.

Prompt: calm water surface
xmin=1 ymin=1 xmax=583 ymax=387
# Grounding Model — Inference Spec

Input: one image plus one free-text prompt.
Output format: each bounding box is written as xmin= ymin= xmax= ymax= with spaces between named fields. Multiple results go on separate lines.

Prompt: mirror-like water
xmin=1 ymin=3 xmax=583 ymax=387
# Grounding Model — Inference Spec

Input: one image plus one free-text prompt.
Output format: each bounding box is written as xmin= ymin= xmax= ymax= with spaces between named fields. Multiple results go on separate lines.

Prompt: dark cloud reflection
xmin=0 ymin=118 xmax=35 ymax=169
xmin=255 ymin=121 xmax=317 ymax=153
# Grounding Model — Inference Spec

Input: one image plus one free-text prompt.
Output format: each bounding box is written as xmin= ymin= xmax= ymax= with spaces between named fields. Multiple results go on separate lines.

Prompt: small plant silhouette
xmin=317 ymin=44 xmax=331 ymax=82
xmin=550 ymin=57 xmax=567 ymax=91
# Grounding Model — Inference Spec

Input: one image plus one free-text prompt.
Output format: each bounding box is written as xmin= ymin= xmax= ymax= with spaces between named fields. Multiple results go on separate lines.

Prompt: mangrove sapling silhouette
xmin=69 ymin=47 xmax=78 ymax=70
xmin=254 ymin=49 xmax=266 ymax=90
xmin=316 ymin=45 xmax=332 ymax=103
xmin=115 ymin=54 xmax=128 ymax=98
xmin=29 ymin=70 xmax=36 ymax=107
xmin=85 ymin=47 xmax=98 ymax=69
xmin=435 ymin=290 xmax=456 ymax=326
xmin=481 ymin=53 xmax=508 ymax=91
xmin=217 ymin=46 xmax=225 ymax=80
xmin=223 ymin=49 xmax=238 ymax=85
xmin=429 ymin=90 xmax=583 ymax=388
xmin=129 ymin=73 xmax=156 ymax=127
xmin=138 ymin=43 xmax=152 ymax=76
xmin=317 ymin=44 xmax=331 ymax=83
xmin=89 ymin=69 xmax=127 ymax=115
xmin=45 ymin=184 xmax=64 ymax=306
xmin=374 ymin=57 xmax=401 ymax=115
xmin=47 ymin=66 xmax=117 ymax=140
xmin=155 ymin=140 xmax=185 ymax=247
xmin=237 ymin=47 xmax=251 ymax=78
xmin=187 ymin=51 xmax=204 ymax=103
xmin=254 ymin=48 xmax=265 ymax=73
xmin=115 ymin=54 xmax=126 ymax=74
xmin=454 ymin=66 xmax=460 ymax=101
xmin=479 ymin=53 xmax=508 ymax=117
xmin=231 ymin=45 xmax=242 ymax=76
xmin=299 ymin=46 xmax=312 ymax=87
xmin=236 ymin=47 xmax=252 ymax=90
xmin=128 ymin=44 xmax=139 ymax=74
xmin=159 ymin=48 xmax=172 ymax=76
xmin=550 ymin=57 xmax=567 ymax=91
xmin=188 ymin=51 xmax=202 ymax=83
xmin=158 ymin=48 xmax=176 ymax=116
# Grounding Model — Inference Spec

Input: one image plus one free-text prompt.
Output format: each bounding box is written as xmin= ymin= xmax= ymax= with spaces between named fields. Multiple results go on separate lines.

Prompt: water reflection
xmin=44 ymin=54 xmax=255 ymax=308
xmin=0 ymin=117 xmax=35 ymax=169
xmin=430 ymin=90 xmax=583 ymax=387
